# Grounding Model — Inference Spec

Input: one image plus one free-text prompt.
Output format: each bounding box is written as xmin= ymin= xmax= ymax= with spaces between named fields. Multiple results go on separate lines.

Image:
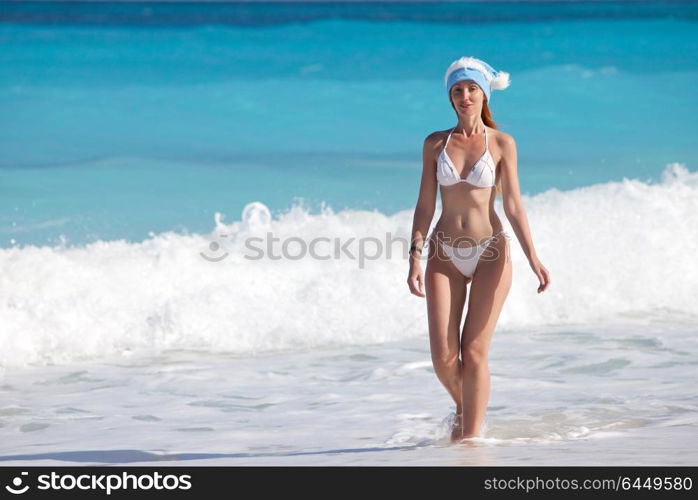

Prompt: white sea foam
xmin=1 ymin=163 xmax=697 ymax=369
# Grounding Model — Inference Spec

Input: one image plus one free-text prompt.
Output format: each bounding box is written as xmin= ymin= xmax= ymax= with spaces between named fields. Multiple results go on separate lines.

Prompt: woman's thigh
xmin=462 ymin=235 xmax=512 ymax=355
xmin=425 ymin=237 xmax=469 ymax=363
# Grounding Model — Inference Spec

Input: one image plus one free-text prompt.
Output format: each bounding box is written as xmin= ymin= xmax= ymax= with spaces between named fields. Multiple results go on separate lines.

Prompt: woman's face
xmin=449 ymin=80 xmax=485 ymax=115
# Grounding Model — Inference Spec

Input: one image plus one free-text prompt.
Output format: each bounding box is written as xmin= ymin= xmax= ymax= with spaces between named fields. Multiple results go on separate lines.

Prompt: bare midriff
xmin=431 ymin=181 xmax=503 ymax=248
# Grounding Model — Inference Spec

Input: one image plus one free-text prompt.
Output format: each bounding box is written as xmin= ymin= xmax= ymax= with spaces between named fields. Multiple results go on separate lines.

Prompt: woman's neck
xmin=454 ymin=117 xmax=485 ymax=137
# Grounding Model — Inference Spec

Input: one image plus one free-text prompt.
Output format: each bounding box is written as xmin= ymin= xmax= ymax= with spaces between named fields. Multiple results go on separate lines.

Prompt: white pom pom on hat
xmin=491 ymin=70 xmax=511 ymax=90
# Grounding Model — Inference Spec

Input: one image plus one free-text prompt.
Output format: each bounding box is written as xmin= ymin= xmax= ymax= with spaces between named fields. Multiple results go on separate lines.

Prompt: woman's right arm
xmin=407 ymin=133 xmax=438 ymax=297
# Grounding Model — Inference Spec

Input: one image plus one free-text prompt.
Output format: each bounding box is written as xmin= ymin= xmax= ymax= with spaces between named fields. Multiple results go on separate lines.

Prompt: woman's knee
xmin=461 ymin=342 xmax=488 ymax=372
xmin=431 ymin=349 xmax=459 ymax=376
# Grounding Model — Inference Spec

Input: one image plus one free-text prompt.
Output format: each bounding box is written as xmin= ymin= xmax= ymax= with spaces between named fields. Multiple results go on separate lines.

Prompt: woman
xmin=407 ymin=57 xmax=550 ymax=442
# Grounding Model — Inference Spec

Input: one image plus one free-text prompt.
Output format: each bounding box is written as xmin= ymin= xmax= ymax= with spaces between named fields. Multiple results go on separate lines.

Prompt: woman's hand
xmin=529 ymin=256 xmax=550 ymax=294
xmin=407 ymin=260 xmax=426 ymax=297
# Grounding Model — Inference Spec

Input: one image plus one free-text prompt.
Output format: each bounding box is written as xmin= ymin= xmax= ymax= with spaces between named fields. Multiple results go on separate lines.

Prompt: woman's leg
xmin=425 ymin=238 xmax=469 ymax=414
xmin=459 ymin=235 xmax=512 ymax=438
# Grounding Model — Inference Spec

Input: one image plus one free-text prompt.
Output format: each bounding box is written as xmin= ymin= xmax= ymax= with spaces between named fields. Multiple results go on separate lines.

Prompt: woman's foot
xmin=450 ymin=413 xmax=463 ymax=443
xmin=457 ymin=420 xmax=487 ymax=442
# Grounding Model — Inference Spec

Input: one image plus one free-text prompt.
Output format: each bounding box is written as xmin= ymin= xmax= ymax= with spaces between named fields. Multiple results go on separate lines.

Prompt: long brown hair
xmin=449 ymin=91 xmax=503 ymax=195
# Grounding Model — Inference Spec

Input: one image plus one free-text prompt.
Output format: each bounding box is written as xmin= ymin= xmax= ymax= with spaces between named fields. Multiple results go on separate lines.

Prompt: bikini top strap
xmin=444 ymin=127 xmax=455 ymax=148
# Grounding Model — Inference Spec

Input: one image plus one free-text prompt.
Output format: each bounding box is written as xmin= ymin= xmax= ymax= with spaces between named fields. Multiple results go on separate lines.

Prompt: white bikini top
xmin=436 ymin=126 xmax=496 ymax=188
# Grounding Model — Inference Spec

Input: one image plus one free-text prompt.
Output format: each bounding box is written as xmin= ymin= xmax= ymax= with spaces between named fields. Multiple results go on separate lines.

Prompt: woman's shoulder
xmin=490 ymin=128 xmax=516 ymax=148
xmin=424 ymin=129 xmax=452 ymax=147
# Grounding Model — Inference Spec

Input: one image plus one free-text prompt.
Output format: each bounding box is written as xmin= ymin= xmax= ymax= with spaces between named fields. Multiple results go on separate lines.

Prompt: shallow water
xmin=1 ymin=322 xmax=696 ymax=466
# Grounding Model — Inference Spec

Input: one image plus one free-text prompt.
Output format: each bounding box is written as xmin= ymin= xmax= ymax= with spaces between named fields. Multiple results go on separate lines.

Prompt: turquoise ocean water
xmin=1 ymin=1 xmax=697 ymax=246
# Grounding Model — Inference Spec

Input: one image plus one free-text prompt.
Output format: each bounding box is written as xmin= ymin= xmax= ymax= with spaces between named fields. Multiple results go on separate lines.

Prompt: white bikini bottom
xmin=430 ymin=230 xmax=511 ymax=279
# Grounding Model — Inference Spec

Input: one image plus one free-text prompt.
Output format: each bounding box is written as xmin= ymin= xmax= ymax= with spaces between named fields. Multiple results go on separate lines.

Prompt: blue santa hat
xmin=444 ymin=56 xmax=511 ymax=102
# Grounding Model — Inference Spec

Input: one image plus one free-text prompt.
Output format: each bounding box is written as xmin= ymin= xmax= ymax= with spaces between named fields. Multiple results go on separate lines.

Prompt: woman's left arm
xmin=499 ymin=133 xmax=551 ymax=294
